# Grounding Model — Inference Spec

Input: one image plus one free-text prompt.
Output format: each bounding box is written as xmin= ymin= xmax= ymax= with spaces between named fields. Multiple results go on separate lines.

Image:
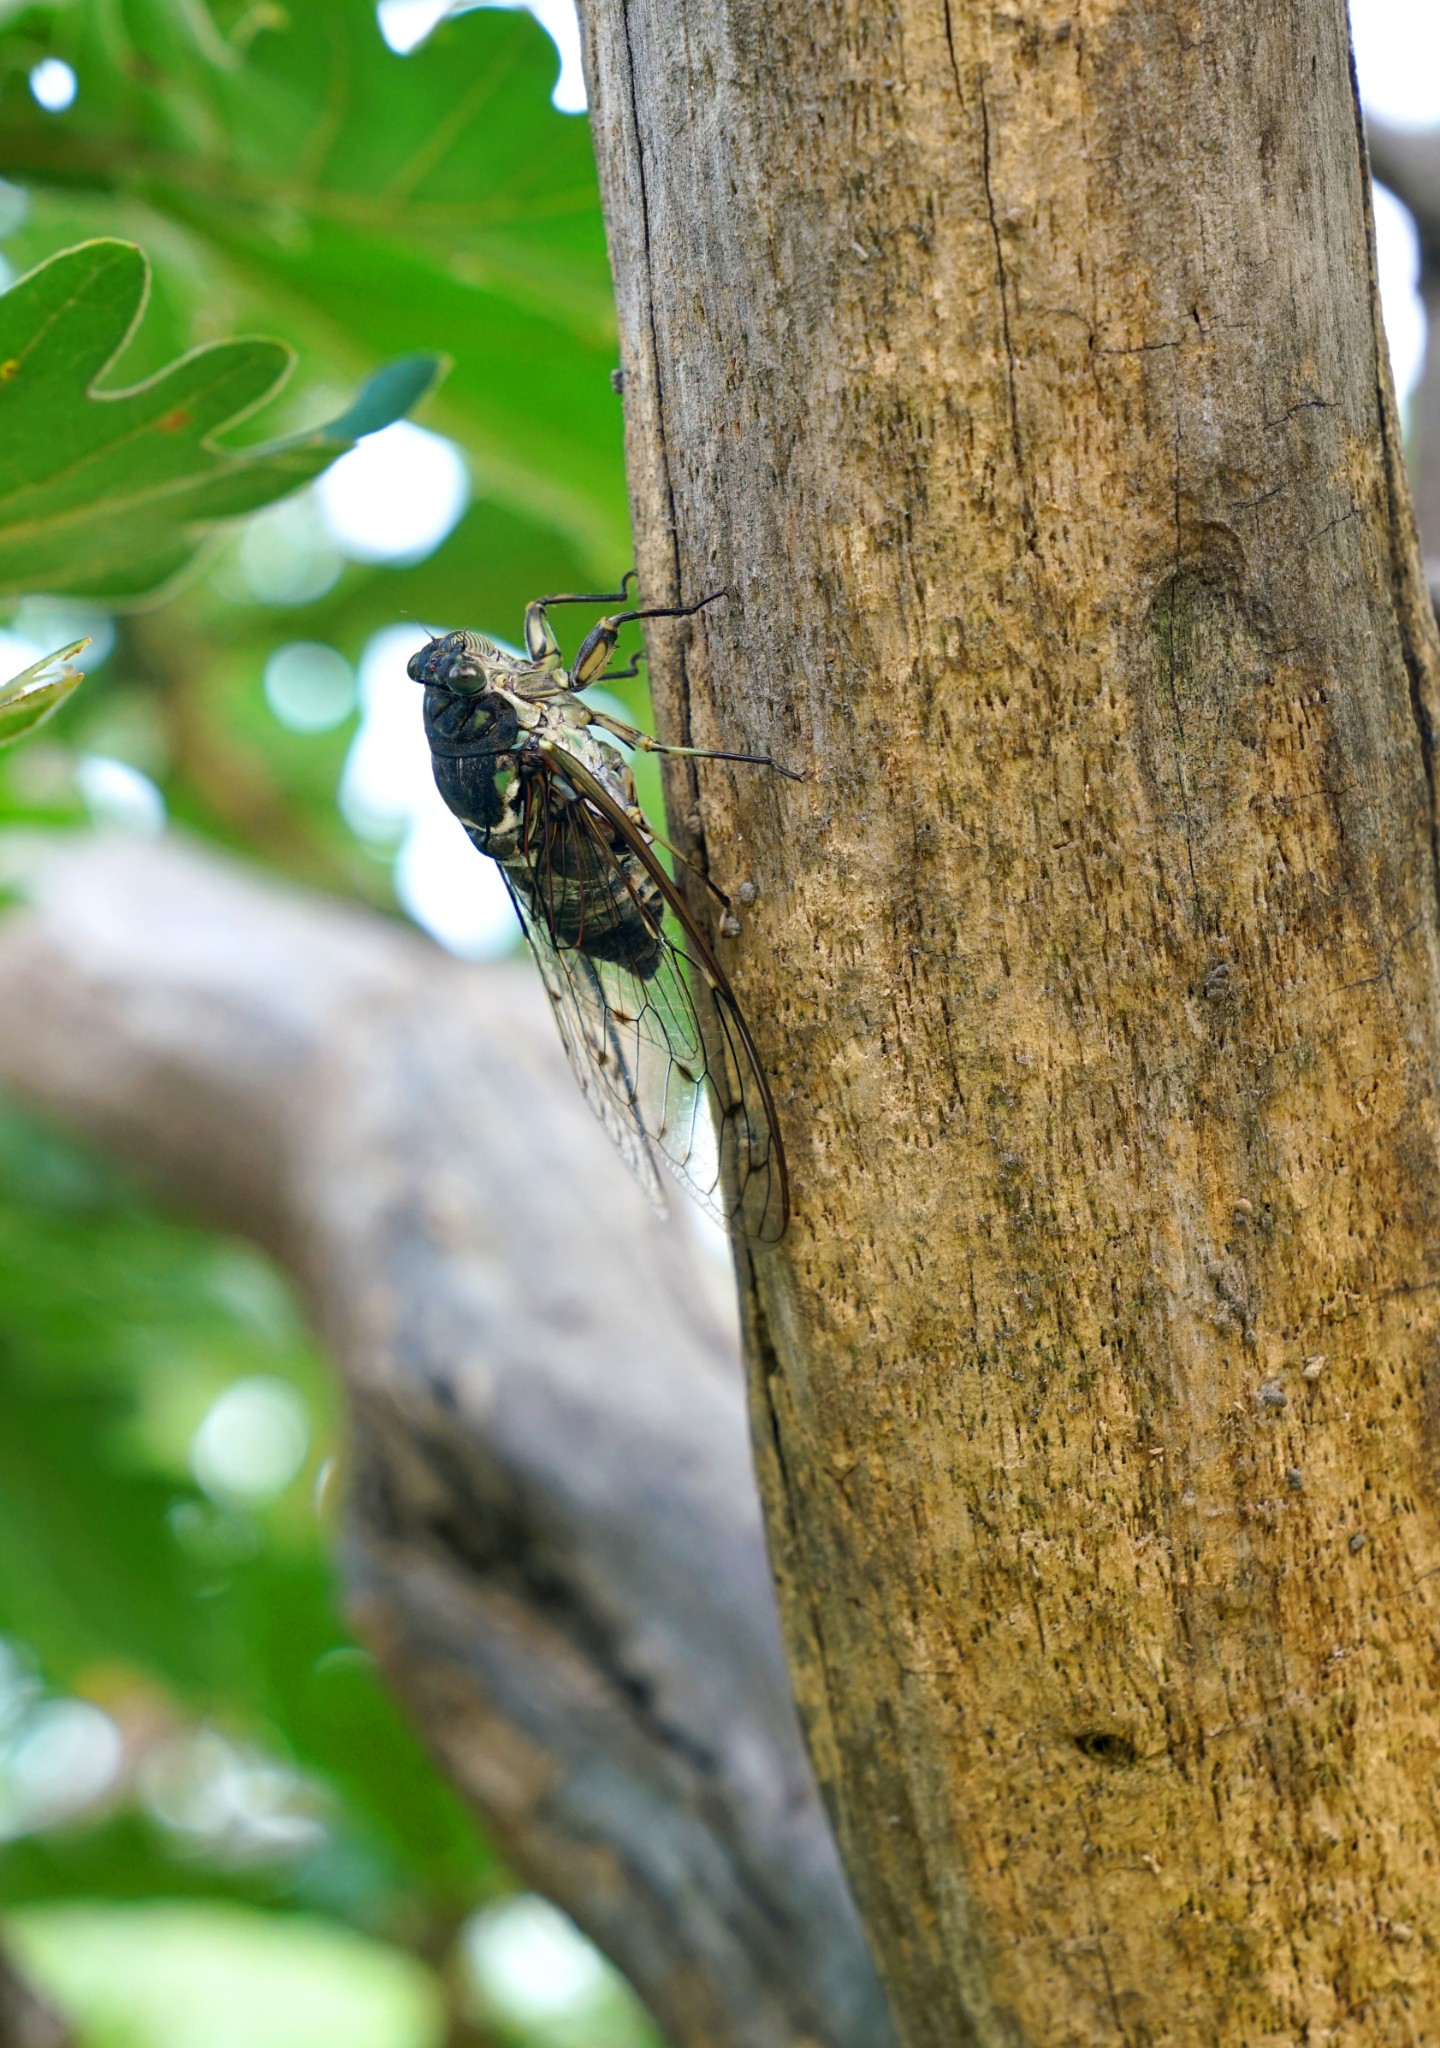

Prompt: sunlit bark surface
xmin=582 ymin=1 xmax=1440 ymax=2039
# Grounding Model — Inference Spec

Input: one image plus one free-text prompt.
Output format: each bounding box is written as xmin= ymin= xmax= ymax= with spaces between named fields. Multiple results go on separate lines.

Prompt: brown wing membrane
xmin=505 ymin=742 xmax=788 ymax=1242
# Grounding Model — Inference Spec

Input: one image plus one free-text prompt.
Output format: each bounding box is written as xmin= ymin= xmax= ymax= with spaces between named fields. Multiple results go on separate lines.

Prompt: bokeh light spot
xmin=0 ymin=180 xmax=29 ymax=236
xmin=0 ymin=1700 xmax=123 ymax=1837
xmin=140 ymin=1727 xmax=327 ymax=1861
xmin=75 ymin=756 xmax=167 ymax=836
xmin=263 ymin=643 xmax=356 ymax=734
xmin=12 ymin=597 xmax=114 ymax=668
xmin=231 ymin=492 xmax=345 ymax=608
xmin=190 ymin=1377 xmax=310 ymax=1509
xmin=315 ymin=422 xmax=469 ymax=565
xmin=462 ymin=1896 xmax=608 ymax=2023
xmin=29 ymin=59 xmax=76 ymax=111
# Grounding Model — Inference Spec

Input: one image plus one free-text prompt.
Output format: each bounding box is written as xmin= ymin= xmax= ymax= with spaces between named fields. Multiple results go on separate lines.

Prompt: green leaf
xmin=0 ymin=1 xmax=628 ymax=572
xmin=0 ymin=239 xmax=444 ymax=601
xmin=316 ymin=353 xmax=445 ymax=444
xmin=0 ymin=634 xmax=86 ymax=743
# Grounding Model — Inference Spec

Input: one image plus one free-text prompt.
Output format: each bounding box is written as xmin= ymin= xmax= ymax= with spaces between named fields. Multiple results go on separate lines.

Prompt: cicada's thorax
xmin=417 ymin=630 xmax=564 ymax=833
xmin=422 ymin=682 xmax=522 ymax=831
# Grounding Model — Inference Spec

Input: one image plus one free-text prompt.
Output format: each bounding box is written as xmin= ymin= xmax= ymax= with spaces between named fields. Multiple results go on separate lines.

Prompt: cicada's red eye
xmin=407 ymin=634 xmax=474 ymax=687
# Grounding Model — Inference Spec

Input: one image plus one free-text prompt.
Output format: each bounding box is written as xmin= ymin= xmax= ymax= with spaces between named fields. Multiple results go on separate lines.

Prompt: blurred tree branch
xmin=0 ymin=834 xmax=893 ymax=2048
xmin=0 ymin=1948 xmax=69 ymax=2048
xmin=1367 ymin=117 xmax=1440 ymax=602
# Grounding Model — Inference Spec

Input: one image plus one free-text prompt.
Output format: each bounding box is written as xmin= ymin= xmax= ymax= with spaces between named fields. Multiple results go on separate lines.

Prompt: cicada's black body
xmin=421 ymin=684 xmax=518 ymax=831
xmin=420 ymin=671 xmax=664 ymax=979
xmin=406 ymin=598 xmax=792 ymax=1242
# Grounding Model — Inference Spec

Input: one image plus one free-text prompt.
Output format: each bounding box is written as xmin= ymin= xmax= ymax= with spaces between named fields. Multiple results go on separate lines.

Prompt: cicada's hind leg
xmin=523 ymin=571 xmax=638 ymax=662
xmin=593 ymin=742 xmax=734 ymax=908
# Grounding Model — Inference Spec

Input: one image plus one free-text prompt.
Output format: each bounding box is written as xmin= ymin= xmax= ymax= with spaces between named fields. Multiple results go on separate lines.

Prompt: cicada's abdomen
xmin=502 ymin=804 xmax=664 ymax=979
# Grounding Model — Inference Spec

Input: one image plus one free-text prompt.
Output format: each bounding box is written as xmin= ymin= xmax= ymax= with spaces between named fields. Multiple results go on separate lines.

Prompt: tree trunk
xmin=0 ymin=836 xmax=892 ymax=2048
xmin=581 ymin=1 xmax=1440 ymax=2041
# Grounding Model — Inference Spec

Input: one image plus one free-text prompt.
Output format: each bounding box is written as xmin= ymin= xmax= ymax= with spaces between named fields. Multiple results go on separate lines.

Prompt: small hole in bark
xmin=1074 ymin=1729 xmax=1138 ymax=1767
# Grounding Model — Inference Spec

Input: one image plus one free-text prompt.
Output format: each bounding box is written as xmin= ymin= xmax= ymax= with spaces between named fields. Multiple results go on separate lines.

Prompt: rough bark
xmin=0 ymin=833 xmax=892 ymax=2048
xmin=581 ymin=1 xmax=1440 ymax=2041
xmin=1366 ymin=117 xmax=1440 ymax=587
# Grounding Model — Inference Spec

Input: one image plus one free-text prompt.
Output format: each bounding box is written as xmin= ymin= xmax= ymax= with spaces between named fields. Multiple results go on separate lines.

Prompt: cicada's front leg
xmin=523 ymin=572 xmax=638 ymax=667
xmin=569 ymin=589 xmax=728 ymax=689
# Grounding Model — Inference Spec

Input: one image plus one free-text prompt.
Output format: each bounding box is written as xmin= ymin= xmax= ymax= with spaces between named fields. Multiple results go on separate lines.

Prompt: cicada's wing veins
xmin=495 ymin=859 xmax=667 ymax=1214
xmin=514 ymin=746 xmax=789 ymax=1242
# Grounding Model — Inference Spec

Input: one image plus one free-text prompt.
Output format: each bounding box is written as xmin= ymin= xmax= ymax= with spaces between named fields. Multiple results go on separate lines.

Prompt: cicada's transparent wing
xmin=504 ymin=755 xmax=789 ymax=1242
xmin=495 ymin=859 xmax=668 ymax=1214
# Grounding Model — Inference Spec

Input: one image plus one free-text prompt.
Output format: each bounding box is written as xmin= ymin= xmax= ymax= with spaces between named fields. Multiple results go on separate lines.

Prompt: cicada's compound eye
xmin=407 ymin=630 xmax=471 ymax=688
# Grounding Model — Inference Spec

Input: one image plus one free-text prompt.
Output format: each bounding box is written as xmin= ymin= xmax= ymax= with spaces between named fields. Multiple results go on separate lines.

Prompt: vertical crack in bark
xmin=746 ymin=1269 xmax=799 ymax=1557
xmin=941 ymin=0 xmax=964 ymax=104
xmin=978 ymin=83 xmax=1034 ymax=547
xmin=1071 ymin=1776 xmax=1139 ymax=2048
xmin=619 ymin=0 xmax=680 ymax=580
xmin=1164 ymin=374 xmax=1202 ymax=918
xmin=618 ymin=0 xmax=700 ymax=765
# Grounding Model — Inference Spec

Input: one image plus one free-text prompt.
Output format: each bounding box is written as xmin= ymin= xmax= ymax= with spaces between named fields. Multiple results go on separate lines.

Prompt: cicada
xmin=407 ymin=577 xmax=793 ymax=1241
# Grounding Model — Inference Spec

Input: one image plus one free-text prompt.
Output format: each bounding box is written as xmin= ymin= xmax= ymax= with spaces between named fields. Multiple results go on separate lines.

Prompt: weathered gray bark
xmin=581 ymin=1 xmax=1440 ymax=2041
xmin=0 ymin=832 xmax=892 ymax=2048
xmin=1367 ymin=117 xmax=1440 ymax=587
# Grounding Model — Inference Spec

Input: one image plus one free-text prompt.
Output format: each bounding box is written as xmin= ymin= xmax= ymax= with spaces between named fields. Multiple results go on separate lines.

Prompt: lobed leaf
xmin=0 ymin=238 xmax=443 ymax=601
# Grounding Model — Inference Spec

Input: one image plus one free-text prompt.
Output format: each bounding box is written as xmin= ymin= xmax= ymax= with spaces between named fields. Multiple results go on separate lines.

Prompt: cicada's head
xmin=407 ymin=630 xmax=501 ymax=694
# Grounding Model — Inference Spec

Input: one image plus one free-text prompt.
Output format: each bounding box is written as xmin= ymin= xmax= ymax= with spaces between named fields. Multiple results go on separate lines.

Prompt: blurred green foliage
xmin=0 ymin=1110 xmax=511 ymax=2036
xmin=0 ymin=1107 xmax=489 ymax=1903
xmin=0 ymin=0 xmax=626 ymax=568
xmin=9 ymin=1900 xmax=447 ymax=2048
xmin=0 ymin=4 xmax=659 ymax=2045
